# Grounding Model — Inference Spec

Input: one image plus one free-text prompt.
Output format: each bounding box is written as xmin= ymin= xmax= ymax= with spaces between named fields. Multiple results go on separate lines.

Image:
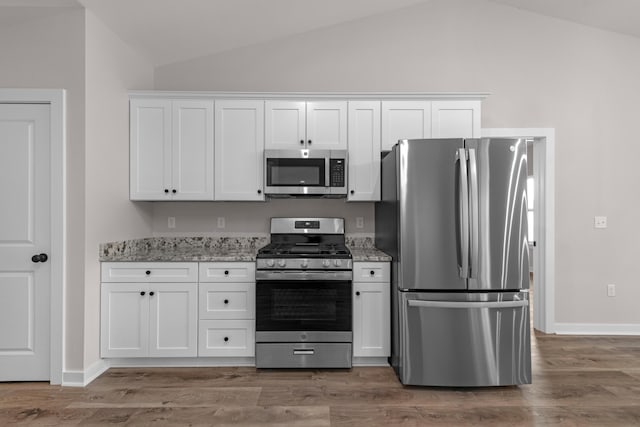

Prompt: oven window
xmin=266 ymin=158 xmax=325 ymax=186
xmin=256 ymin=281 xmax=351 ymax=331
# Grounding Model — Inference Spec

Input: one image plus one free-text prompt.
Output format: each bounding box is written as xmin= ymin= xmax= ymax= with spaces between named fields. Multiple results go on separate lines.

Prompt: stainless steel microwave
xmin=264 ymin=149 xmax=347 ymax=197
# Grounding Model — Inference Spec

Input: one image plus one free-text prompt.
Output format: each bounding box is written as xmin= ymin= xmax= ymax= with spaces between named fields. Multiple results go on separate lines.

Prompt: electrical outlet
xmin=217 ymin=217 xmax=226 ymax=229
xmin=167 ymin=217 xmax=176 ymax=229
xmin=594 ymin=216 xmax=607 ymax=229
xmin=356 ymin=217 xmax=364 ymax=229
xmin=607 ymin=284 xmax=616 ymax=297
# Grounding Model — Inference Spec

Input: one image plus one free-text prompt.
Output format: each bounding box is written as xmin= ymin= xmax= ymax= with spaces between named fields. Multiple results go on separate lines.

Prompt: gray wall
xmin=155 ymin=0 xmax=640 ymax=325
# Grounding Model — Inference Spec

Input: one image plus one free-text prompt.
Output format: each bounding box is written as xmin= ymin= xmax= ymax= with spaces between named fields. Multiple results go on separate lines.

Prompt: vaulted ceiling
xmin=2 ymin=0 xmax=640 ymax=67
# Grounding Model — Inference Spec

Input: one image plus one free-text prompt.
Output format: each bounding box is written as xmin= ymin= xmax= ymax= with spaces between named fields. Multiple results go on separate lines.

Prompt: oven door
xmin=264 ymin=150 xmax=330 ymax=195
xmin=256 ymin=279 xmax=352 ymax=335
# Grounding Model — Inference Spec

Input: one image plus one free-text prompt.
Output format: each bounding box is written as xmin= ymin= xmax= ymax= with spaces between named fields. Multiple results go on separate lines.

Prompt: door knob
xmin=31 ymin=253 xmax=48 ymax=263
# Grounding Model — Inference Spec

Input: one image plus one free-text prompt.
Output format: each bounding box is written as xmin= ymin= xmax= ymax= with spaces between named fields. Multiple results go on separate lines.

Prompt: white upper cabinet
xmin=347 ymin=101 xmax=381 ymax=201
xmin=130 ymin=99 xmax=172 ymax=200
xmin=305 ymin=101 xmax=347 ymax=149
xmin=214 ymin=100 xmax=265 ymax=201
xmin=265 ymin=100 xmax=347 ymax=150
xmin=431 ymin=100 xmax=481 ymax=138
xmin=381 ymin=101 xmax=432 ymax=151
xmin=130 ymin=98 xmax=214 ymax=201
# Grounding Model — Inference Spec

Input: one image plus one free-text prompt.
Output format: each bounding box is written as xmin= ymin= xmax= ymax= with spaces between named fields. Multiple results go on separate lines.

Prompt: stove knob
xmin=322 ymin=259 xmax=331 ymax=268
xmin=278 ymin=259 xmax=286 ymax=268
xmin=266 ymin=259 xmax=275 ymax=268
xmin=333 ymin=259 xmax=342 ymax=267
xmin=301 ymin=259 xmax=308 ymax=268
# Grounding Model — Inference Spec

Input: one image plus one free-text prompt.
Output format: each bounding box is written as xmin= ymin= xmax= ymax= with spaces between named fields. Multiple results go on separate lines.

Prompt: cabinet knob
xmin=300 ymin=140 xmax=304 ymax=145
xmin=149 ymin=291 xmax=155 ymax=296
xmin=145 ymin=270 xmax=151 ymax=275
xmin=307 ymin=140 xmax=312 ymax=145
xmin=224 ymin=299 xmax=229 ymax=305
xmin=224 ymin=270 xmax=229 ymax=275
xmin=172 ymin=189 xmax=177 ymax=194
xmin=370 ymin=270 xmax=375 ymax=276
xmin=164 ymin=189 xmax=169 ymax=194
xmin=140 ymin=291 xmax=146 ymax=296
xmin=257 ymin=189 xmax=262 ymax=194
xmin=350 ymin=190 xmax=355 ymax=195
xmin=224 ymin=337 xmax=229 ymax=342
xmin=356 ymin=291 xmax=361 ymax=296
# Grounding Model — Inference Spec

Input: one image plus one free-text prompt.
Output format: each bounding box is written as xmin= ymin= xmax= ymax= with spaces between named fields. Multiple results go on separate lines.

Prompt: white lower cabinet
xmin=101 ymin=281 xmax=198 ymax=358
xmin=352 ymin=262 xmax=390 ymax=359
xmin=198 ymin=262 xmax=256 ymax=357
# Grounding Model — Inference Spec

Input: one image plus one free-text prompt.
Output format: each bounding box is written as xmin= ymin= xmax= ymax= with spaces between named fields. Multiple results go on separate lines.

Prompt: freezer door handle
xmin=407 ymin=299 xmax=528 ymax=309
xmin=456 ymin=148 xmax=470 ymax=278
xmin=468 ymin=148 xmax=479 ymax=279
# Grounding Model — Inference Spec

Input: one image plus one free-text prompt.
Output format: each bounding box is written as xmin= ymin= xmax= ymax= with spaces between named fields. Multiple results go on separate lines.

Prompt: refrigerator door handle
xmin=407 ymin=299 xmax=528 ymax=309
xmin=468 ymin=148 xmax=479 ymax=279
xmin=456 ymin=148 xmax=470 ymax=278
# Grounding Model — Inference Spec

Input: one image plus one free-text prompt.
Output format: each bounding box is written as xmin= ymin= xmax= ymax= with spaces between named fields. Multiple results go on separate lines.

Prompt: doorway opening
xmin=481 ymin=128 xmax=555 ymax=334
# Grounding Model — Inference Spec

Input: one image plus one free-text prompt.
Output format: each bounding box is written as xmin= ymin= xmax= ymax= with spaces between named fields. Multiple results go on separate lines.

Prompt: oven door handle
xmin=256 ymin=270 xmax=353 ymax=281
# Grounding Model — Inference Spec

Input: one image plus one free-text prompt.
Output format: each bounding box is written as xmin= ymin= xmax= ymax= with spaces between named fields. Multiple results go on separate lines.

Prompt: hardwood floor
xmin=2 ymin=332 xmax=640 ymax=426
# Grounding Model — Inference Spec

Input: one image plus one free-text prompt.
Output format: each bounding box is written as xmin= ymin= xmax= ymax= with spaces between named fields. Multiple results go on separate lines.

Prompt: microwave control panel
xmin=330 ymin=159 xmax=346 ymax=187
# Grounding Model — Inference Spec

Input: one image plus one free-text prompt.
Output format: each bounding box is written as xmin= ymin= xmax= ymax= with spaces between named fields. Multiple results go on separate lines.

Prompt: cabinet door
xmin=353 ymin=282 xmax=390 ymax=358
xmin=265 ymin=100 xmax=306 ymax=149
xmin=306 ymin=101 xmax=347 ymax=149
xmin=148 ymin=283 xmax=198 ymax=357
xmin=171 ymin=100 xmax=214 ymax=200
xmin=215 ymin=100 xmax=265 ymax=200
xmin=431 ymin=100 xmax=480 ymax=138
xmin=130 ymin=99 xmax=172 ymax=200
xmin=101 ymin=283 xmax=149 ymax=358
xmin=347 ymin=101 xmax=381 ymax=201
xmin=381 ymin=101 xmax=432 ymax=151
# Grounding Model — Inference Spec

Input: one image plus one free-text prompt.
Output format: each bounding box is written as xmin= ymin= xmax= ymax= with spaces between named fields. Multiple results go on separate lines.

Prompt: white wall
xmin=152 ymin=200 xmax=374 ymax=236
xmin=84 ymin=10 xmax=154 ymax=368
xmin=0 ymin=7 xmax=87 ymax=370
xmin=155 ymin=0 xmax=640 ymax=325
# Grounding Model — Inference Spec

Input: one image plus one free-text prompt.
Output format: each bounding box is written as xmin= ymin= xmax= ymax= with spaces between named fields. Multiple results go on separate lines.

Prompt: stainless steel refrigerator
xmin=375 ymin=138 xmax=531 ymax=387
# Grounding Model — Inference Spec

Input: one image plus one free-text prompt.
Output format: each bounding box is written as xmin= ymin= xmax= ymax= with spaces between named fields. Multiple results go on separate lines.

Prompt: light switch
xmin=594 ymin=216 xmax=607 ymax=229
xmin=168 ymin=217 xmax=176 ymax=229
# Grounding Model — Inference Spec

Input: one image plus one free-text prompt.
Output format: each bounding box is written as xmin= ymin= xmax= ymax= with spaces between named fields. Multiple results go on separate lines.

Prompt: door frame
xmin=481 ymin=128 xmax=555 ymax=334
xmin=0 ymin=89 xmax=65 ymax=383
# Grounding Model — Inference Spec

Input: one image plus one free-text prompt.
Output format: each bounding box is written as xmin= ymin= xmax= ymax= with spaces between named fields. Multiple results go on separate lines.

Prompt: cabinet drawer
xmin=199 ymin=262 xmax=255 ymax=282
xmin=353 ymin=262 xmax=390 ymax=282
xmin=101 ymin=262 xmax=198 ymax=283
xmin=198 ymin=319 xmax=255 ymax=357
xmin=199 ymin=283 xmax=255 ymax=320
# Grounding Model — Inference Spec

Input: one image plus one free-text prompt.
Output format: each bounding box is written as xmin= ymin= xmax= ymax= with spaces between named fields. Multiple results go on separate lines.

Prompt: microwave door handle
xmin=325 ymin=156 xmax=330 ymax=187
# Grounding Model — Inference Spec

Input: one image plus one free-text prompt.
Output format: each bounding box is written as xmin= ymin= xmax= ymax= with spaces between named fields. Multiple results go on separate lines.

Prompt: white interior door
xmin=0 ymin=103 xmax=51 ymax=381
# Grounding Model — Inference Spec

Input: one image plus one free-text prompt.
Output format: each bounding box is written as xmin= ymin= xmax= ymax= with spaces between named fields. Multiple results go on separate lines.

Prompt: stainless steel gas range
xmin=255 ymin=218 xmax=353 ymax=369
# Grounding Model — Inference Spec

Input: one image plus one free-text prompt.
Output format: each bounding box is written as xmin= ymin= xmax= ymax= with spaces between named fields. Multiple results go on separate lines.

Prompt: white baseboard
xmin=352 ymin=357 xmax=389 ymax=366
xmin=62 ymin=359 xmax=110 ymax=387
xmin=554 ymin=322 xmax=640 ymax=335
xmin=106 ymin=357 xmax=256 ymax=368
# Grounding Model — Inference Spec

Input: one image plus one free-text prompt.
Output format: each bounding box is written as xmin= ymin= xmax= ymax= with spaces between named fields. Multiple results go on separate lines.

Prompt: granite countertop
xmin=100 ymin=236 xmax=392 ymax=263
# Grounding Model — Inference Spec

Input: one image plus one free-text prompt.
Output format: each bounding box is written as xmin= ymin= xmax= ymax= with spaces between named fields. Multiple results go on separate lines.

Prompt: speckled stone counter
xmin=99 ymin=236 xmax=269 ymax=262
xmin=346 ymin=236 xmax=392 ymax=262
xmin=100 ymin=235 xmax=391 ymax=263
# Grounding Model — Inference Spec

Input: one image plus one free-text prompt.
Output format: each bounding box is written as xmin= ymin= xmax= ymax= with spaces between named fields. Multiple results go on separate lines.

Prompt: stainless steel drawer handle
xmin=408 ymin=299 xmax=528 ymax=309
xmin=293 ymin=349 xmax=314 ymax=355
